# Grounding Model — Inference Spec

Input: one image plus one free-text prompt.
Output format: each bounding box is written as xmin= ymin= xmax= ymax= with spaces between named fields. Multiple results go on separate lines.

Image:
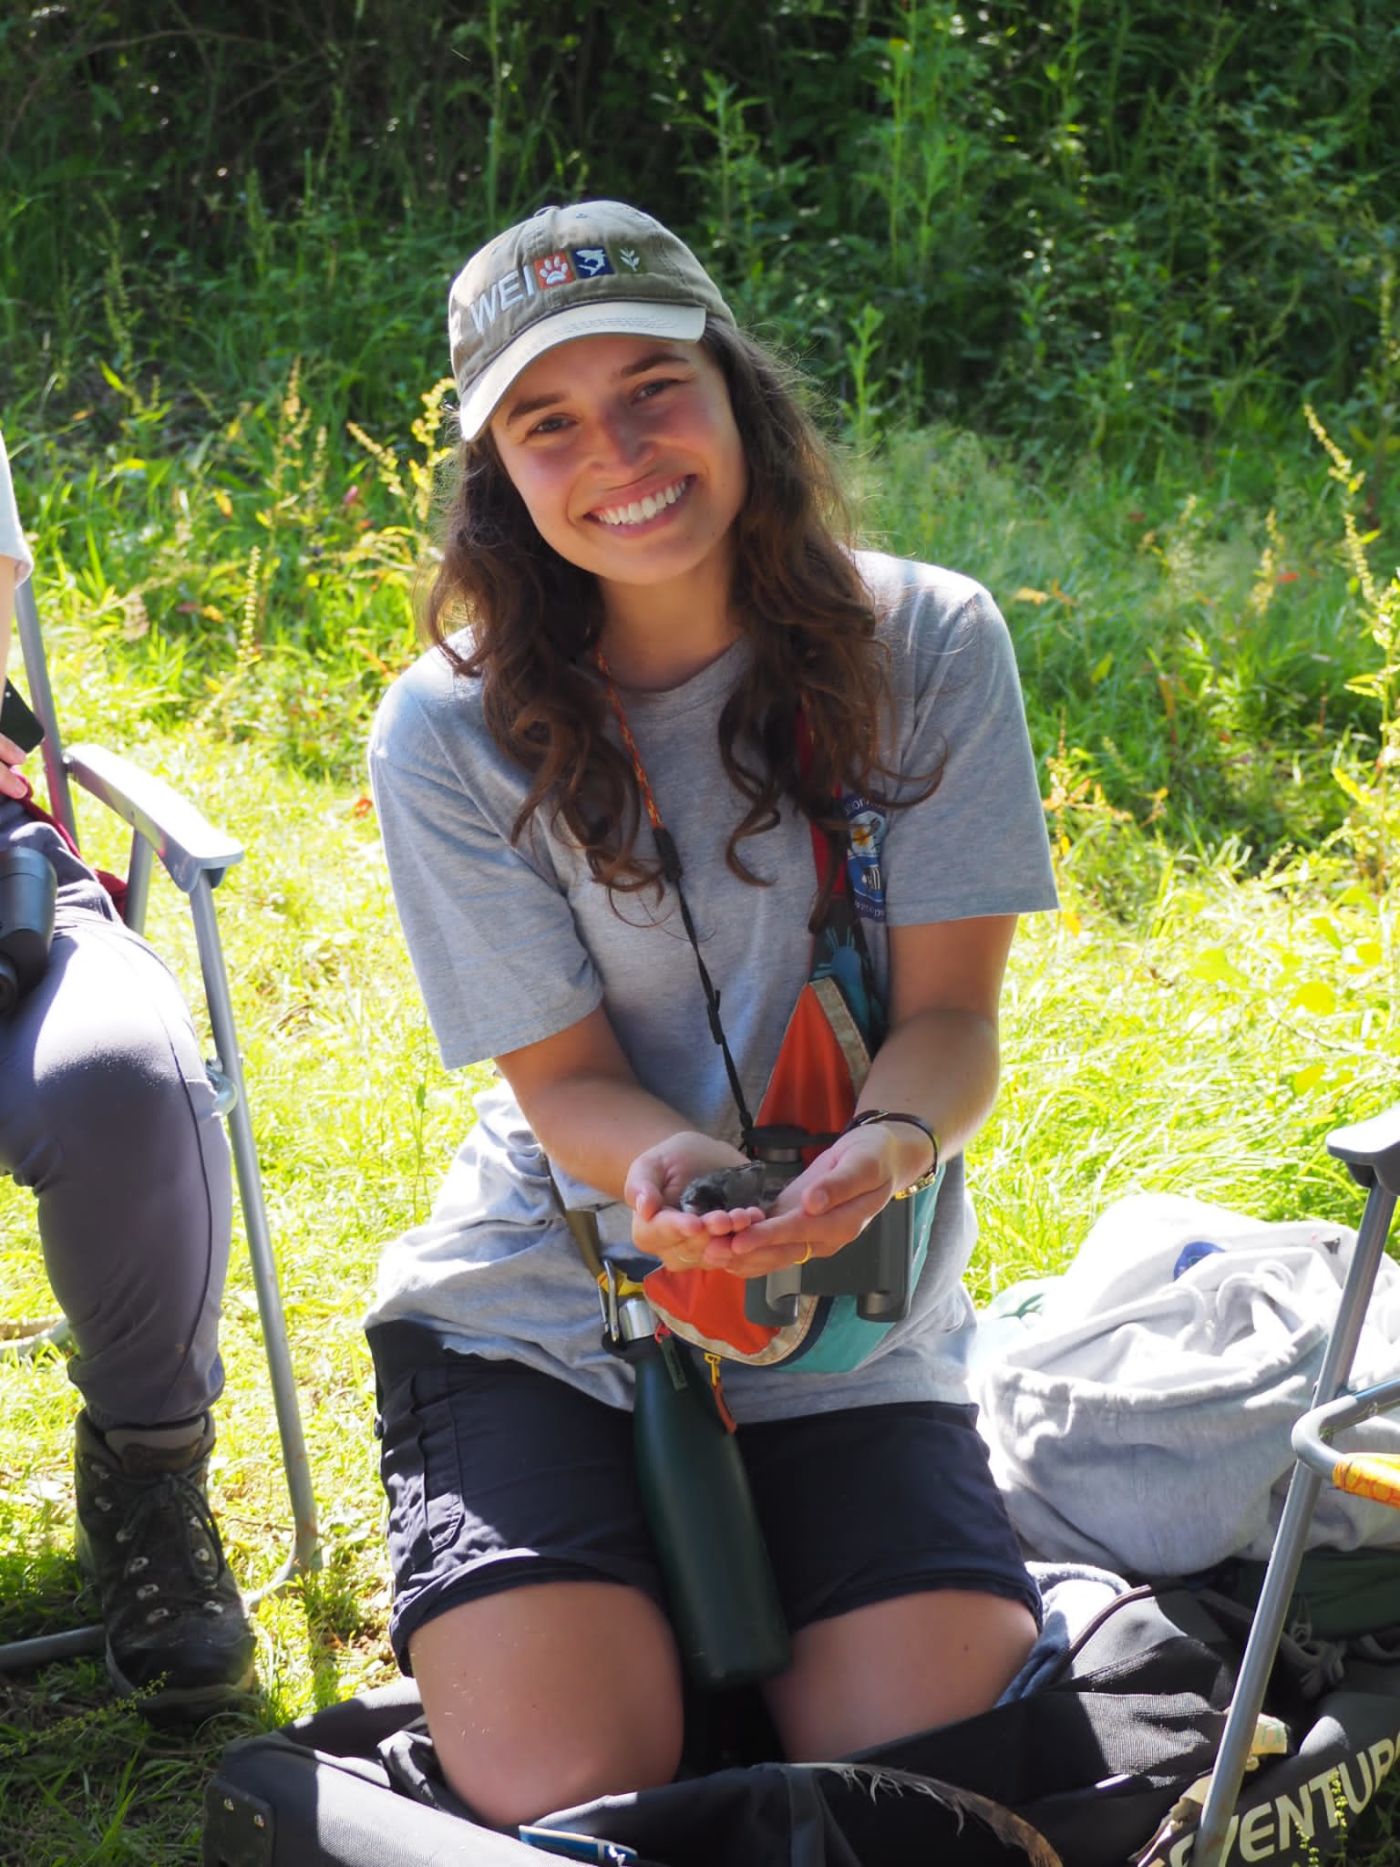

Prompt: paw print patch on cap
xmin=534 ymin=252 xmax=575 ymax=288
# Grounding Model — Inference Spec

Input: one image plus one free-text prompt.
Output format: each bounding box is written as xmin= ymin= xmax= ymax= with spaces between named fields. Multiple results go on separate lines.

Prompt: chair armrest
xmin=1328 ymin=1103 xmax=1400 ymax=1196
xmin=64 ymin=742 xmax=244 ymax=896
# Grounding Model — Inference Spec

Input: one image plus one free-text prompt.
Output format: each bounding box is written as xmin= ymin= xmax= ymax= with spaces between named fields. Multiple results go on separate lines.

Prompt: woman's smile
xmin=589 ymin=474 xmax=694 ymax=531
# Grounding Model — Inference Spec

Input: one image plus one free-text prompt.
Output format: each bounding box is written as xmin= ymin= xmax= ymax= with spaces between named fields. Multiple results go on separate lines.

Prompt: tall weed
xmin=1305 ymin=405 xmax=1400 ymax=888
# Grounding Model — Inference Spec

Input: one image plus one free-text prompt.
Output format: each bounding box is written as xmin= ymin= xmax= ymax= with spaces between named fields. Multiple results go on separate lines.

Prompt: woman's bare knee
xmin=410 ymin=1581 xmax=684 ymax=1827
xmin=767 ymin=1590 xmax=1038 ymax=1761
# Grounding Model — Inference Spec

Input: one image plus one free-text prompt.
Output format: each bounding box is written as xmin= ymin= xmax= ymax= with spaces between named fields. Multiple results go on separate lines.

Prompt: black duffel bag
xmin=204 ymin=1586 xmax=1400 ymax=1867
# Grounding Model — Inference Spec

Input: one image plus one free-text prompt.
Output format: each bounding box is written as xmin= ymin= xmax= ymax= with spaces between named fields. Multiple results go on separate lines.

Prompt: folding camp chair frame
xmin=1195 ymin=1103 xmax=1400 ymax=1867
xmin=0 ymin=579 xmax=320 ymax=1671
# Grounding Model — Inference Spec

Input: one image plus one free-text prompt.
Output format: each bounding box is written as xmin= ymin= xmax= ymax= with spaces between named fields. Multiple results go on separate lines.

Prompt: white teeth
xmin=595 ymin=477 xmax=688 ymax=528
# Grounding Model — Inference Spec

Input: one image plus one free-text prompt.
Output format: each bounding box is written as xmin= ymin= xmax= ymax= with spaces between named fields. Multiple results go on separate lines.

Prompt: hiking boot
xmin=73 ymin=1409 xmax=256 ymax=1716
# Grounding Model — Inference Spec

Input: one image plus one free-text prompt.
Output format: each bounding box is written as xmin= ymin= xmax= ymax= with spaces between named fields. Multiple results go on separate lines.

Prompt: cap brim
xmin=458 ymin=300 xmax=708 ymax=441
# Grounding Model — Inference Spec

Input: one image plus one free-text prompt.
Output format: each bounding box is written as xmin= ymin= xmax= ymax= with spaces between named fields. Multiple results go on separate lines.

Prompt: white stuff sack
xmin=973 ymin=1193 xmax=1400 ymax=1575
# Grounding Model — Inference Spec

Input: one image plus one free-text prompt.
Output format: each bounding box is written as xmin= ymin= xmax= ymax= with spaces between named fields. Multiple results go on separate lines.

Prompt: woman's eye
xmin=634 ymin=377 xmax=678 ymax=402
xmin=528 ymin=414 xmax=572 ymax=437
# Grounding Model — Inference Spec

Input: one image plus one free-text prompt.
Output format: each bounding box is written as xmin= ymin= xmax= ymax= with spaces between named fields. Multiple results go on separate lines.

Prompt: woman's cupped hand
xmin=625 ymin=1124 xmax=897 ymax=1279
xmin=718 ymin=1124 xmax=896 ymax=1277
xmin=624 ymin=1130 xmax=766 ymax=1272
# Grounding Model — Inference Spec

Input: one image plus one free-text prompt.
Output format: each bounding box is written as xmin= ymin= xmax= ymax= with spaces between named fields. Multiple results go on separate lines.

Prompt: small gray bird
xmin=679 ymin=1161 xmax=772 ymax=1215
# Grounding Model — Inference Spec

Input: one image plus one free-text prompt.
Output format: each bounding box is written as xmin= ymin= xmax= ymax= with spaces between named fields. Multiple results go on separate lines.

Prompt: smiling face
xmin=486 ymin=332 xmax=748 ymax=622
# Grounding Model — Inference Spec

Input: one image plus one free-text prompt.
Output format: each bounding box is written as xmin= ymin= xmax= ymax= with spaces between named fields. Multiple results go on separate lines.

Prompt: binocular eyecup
xmin=0 ymin=844 xmax=58 ymax=1018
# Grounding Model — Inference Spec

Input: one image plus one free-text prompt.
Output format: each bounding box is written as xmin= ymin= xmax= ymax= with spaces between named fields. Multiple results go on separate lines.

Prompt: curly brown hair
xmin=424 ymin=319 xmax=933 ymax=912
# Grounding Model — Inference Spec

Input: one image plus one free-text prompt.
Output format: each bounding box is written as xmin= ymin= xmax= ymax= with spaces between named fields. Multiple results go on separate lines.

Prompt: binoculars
xmin=0 ymin=845 xmax=57 ymax=1018
xmin=741 ymin=1122 xmax=915 ymax=1328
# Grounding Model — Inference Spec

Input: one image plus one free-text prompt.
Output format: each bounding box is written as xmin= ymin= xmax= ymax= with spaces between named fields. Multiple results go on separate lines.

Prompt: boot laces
xmin=106 ymin=1467 xmax=232 ymax=1624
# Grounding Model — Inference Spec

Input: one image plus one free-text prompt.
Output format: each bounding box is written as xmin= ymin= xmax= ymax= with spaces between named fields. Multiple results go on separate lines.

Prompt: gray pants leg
xmin=0 ymin=822 xmax=232 ymax=1430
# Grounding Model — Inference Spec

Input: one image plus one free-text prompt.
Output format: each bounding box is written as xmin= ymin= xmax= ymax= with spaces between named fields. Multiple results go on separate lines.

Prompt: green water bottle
xmin=618 ymin=1287 xmax=791 ymax=1689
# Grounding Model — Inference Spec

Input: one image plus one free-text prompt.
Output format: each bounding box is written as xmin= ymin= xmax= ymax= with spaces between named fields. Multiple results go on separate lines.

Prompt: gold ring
xmin=797 ymin=1244 xmax=813 ymax=1265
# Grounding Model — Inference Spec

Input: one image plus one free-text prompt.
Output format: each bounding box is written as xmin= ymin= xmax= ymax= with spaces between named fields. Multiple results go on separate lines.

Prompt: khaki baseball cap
xmin=448 ymin=201 xmax=736 ymax=441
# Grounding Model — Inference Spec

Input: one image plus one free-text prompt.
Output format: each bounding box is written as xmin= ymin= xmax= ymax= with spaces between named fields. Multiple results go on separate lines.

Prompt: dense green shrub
xmin=2 ymin=1 xmax=1397 ymax=452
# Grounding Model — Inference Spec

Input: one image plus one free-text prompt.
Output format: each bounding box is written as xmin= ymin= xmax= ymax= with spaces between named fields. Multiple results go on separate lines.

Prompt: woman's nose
xmin=591 ymin=405 xmax=651 ymax=472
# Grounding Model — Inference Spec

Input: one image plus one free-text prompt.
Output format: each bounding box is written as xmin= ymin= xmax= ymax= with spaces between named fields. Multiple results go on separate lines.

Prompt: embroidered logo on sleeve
xmin=843 ymin=797 xmax=888 ymax=922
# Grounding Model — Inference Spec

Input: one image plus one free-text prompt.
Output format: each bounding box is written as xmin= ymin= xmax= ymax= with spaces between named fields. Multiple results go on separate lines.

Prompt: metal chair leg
xmin=1194 ymin=1120 xmax=1400 ymax=1867
xmin=189 ymin=875 xmax=321 ymax=1581
xmin=0 ymin=1315 xmax=72 ymax=1358
xmin=0 ymin=1625 xmax=106 ymax=1666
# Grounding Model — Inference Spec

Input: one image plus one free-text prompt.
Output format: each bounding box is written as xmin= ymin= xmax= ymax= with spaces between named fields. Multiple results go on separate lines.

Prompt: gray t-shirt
xmin=0 ymin=429 xmax=34 ymax=585
xmin=366 ymin=550 xmax=1058 ymax=1423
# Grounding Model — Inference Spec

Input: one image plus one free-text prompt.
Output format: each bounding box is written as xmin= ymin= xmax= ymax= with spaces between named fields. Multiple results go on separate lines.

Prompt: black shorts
xmin=369 ymin=1321 xmax=1042 ymax=1674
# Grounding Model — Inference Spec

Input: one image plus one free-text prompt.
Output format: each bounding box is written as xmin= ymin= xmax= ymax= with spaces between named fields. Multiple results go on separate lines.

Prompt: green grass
xmin=1 ymin=403 xmax=1398 ymax=1860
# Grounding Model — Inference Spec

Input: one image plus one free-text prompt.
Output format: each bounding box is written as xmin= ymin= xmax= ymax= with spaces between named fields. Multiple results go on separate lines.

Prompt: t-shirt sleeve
xmin=881 ymin=572 xmax=1058 ymax=924
xmin=0 ymin=431 xmax=34 ymax=585
xmin=368 ymin=671 xmax=602 ymax=1070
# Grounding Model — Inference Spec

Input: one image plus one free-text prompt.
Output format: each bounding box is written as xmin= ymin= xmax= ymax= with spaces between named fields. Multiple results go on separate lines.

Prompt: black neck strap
xmin=595 ymin=650 xmax=758 ymax=1152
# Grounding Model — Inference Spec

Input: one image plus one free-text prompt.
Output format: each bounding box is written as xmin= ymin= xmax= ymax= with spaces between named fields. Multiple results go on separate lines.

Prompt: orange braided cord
xmin=594 ymin=648 xmax=664 ymax=830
